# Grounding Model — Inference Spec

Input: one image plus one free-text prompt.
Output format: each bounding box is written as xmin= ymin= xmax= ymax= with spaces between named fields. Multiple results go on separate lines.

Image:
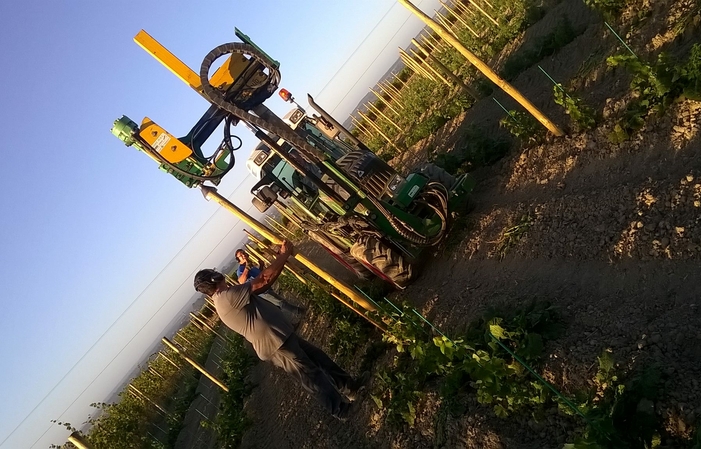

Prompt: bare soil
xmin=237 ymin=1 xmax=701 ymax=447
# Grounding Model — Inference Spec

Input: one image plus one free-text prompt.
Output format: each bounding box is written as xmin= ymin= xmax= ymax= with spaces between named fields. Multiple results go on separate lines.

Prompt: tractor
xmin=111 ymin=28 xmax=474 ymax=289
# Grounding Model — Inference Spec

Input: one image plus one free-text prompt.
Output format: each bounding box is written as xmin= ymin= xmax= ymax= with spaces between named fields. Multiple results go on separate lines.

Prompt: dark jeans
xmin=269 ymin=334 xmax=353 ymax=417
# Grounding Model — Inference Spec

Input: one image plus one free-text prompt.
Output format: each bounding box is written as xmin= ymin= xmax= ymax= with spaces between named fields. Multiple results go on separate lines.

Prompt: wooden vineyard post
xmin=398 ymin=0 xmax=564 ymax=136
xmin=423 ymin=32 xmax=445 ymax=51
xmin=162 ymin=337 xmax=229 ymax=392
xmin=365 ymin=102 xmax=402 ymax=131
xmin=434 ymin=10 xmax=460 ymax=39
xmin=466 ymin=0 xmax=499 ymax=26
xmin=410 ymin=48 xmax=452 ymax=88
xmin=439 ymin=0 xmax=480 ymax=37
xmin=386 ymin=76 xmax=405 ymax=91
xmin=452 ymin=0 xmax=476 ymax=19
xmin=351 ymin=116 xmax=376 ymax=140
xmin=378 ymin=83 xmax=404 ymax=108
xmin=357 ymin=110 xmax=400 ymax=152
xmin=370 ymin=88 xmax=402 ymax=115
xmin=272 ymin=203 xmax=304 ymax=230
xmin=189 ymin=312 xmax=231 ymax=343
xmin=68 ymin=432 xmax=94 ymax=449
xmin=201 ymin=186 xmax=378 ymax=312
xmin=412 ymin=38 xmax=479 ymax=99
xmin=400 ymin=50 xmax=436 ymax=81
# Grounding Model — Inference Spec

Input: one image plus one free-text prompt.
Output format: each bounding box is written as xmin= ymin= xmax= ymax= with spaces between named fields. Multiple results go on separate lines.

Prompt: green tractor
xmin=112 ymin=28 xmax=474 ymax=289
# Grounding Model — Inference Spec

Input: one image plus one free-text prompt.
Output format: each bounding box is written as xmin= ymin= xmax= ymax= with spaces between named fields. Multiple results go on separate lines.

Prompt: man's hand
xmin=280 ymin=240 xmax=295 ymax=257
xmin=251 ymin=240 xmax=294 ymax=294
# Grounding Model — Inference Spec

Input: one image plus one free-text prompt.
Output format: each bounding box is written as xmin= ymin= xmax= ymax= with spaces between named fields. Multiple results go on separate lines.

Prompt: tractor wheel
xmin=414 ymin=163 xmax=457 ymax=190
xmin=350 ymin=237 xmax=415 ymax=289
xmin=308 ymin=231 xmax=373 ymax=280
xmin=343 ymin=255 xmax=374 ymax=280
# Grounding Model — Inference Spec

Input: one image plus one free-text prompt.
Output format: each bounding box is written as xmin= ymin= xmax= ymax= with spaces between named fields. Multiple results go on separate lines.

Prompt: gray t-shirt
xmin=213 ymin=283 xmax=293 ymax=360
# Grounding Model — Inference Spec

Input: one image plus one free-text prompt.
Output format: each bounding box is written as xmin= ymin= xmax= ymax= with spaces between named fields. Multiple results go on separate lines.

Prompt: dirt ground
xmin=237 ymin=1 xmax=701 ymax=447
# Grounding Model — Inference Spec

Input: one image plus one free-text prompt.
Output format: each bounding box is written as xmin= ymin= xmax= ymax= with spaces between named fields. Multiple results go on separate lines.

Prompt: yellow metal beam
xmin=134 ymin=30 xmax=249 ymax=99
xmin=134 ymin=30 xmax=202 ymax=92
xmin=201 ymin=186 xmax=378 ymax=312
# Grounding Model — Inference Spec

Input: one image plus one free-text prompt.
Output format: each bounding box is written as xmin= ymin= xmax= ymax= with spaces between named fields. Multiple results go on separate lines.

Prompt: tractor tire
xmin=308 ymin=230 xmax=373 ymax=280
xmin=414 ymin=163 xmax=457 ymax=190
xmin=343 ymin=255 xmax=374 ymax=281
xmin=350 ymin=237 xmax=415 ymax=289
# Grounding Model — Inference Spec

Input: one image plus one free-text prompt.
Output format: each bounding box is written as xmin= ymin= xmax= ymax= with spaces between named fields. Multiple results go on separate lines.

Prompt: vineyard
xmin=239 ymin=0 xmax=701 ymax=448
xmin=56 ymin=0 xmax=701 ymax=447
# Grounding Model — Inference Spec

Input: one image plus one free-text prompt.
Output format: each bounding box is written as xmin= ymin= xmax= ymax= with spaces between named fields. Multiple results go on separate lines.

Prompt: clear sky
xmin=0 ymin=1 xmax=441 ymax=447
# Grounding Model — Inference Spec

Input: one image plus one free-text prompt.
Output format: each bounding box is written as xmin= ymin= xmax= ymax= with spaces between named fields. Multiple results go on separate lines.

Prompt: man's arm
xmin=250 ymin=241 xmax=293 ymax=294
xmin=237 ymin=265 xmax=250 ymax=284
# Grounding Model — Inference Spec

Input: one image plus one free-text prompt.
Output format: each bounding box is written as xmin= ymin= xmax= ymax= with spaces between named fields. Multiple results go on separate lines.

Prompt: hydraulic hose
xmin=365 ymin=183 xmax=449 ymax=247
xmin=222 ymin=115 xmax=243 ymax=153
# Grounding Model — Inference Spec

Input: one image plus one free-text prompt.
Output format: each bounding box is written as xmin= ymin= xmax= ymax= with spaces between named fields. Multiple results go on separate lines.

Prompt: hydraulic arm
xmin=112 ymin=26 xmax=475 ymax=290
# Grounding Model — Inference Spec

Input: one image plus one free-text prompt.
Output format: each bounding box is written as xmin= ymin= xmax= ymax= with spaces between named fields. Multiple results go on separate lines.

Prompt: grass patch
xmin=362 ymin=0 xmax=561 ymax=156
xmin=584 ymin=0 xmax=631 ymax=16
xmin=492 ymin=214 xmax=533 ymax=260
xmin=564 ymin=351 xmax=674 ymax=448
xmin=553 ymin=84 xmax=598 ymax=132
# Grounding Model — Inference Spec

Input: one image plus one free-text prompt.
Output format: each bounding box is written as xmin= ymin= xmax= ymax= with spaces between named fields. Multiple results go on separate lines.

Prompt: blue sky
xmin=0 ymin=0 xmax=441 ymax=447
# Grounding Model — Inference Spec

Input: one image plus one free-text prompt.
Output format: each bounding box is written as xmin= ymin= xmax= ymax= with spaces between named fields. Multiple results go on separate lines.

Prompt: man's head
xmin=235 ymin=249 xmax=247 ymax=263
xmin=194 ymin=269 xmax=226 ymax=296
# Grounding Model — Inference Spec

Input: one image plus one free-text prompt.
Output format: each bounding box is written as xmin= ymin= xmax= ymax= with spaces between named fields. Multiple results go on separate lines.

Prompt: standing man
xmin=234 ymin=248 xmax=305 ymax=315
xmin=195 ymin=241 xmax=366 ymax=419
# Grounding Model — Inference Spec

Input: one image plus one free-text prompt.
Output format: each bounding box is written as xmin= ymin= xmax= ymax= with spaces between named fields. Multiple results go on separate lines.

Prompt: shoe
xmin=345 ymin=371 xmax=371 ymax=402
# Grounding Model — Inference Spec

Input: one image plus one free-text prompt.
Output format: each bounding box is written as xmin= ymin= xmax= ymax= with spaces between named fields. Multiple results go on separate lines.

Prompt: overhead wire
xmin=314 ymin=1 xmax=397 ymax=100
xmin=1 ymin=178 xmax=251 ymax=449
xmin=28 ymin=200 xmax=260 ymax=448
xmin=315 ymin=0 xmax=432 ymax=115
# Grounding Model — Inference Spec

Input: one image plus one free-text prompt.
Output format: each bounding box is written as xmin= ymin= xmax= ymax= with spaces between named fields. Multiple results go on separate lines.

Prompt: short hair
xmin=235 ymin=248 xmax=246 ymax=257
xmin=194 ymin=269 xmax=225 ymax=296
